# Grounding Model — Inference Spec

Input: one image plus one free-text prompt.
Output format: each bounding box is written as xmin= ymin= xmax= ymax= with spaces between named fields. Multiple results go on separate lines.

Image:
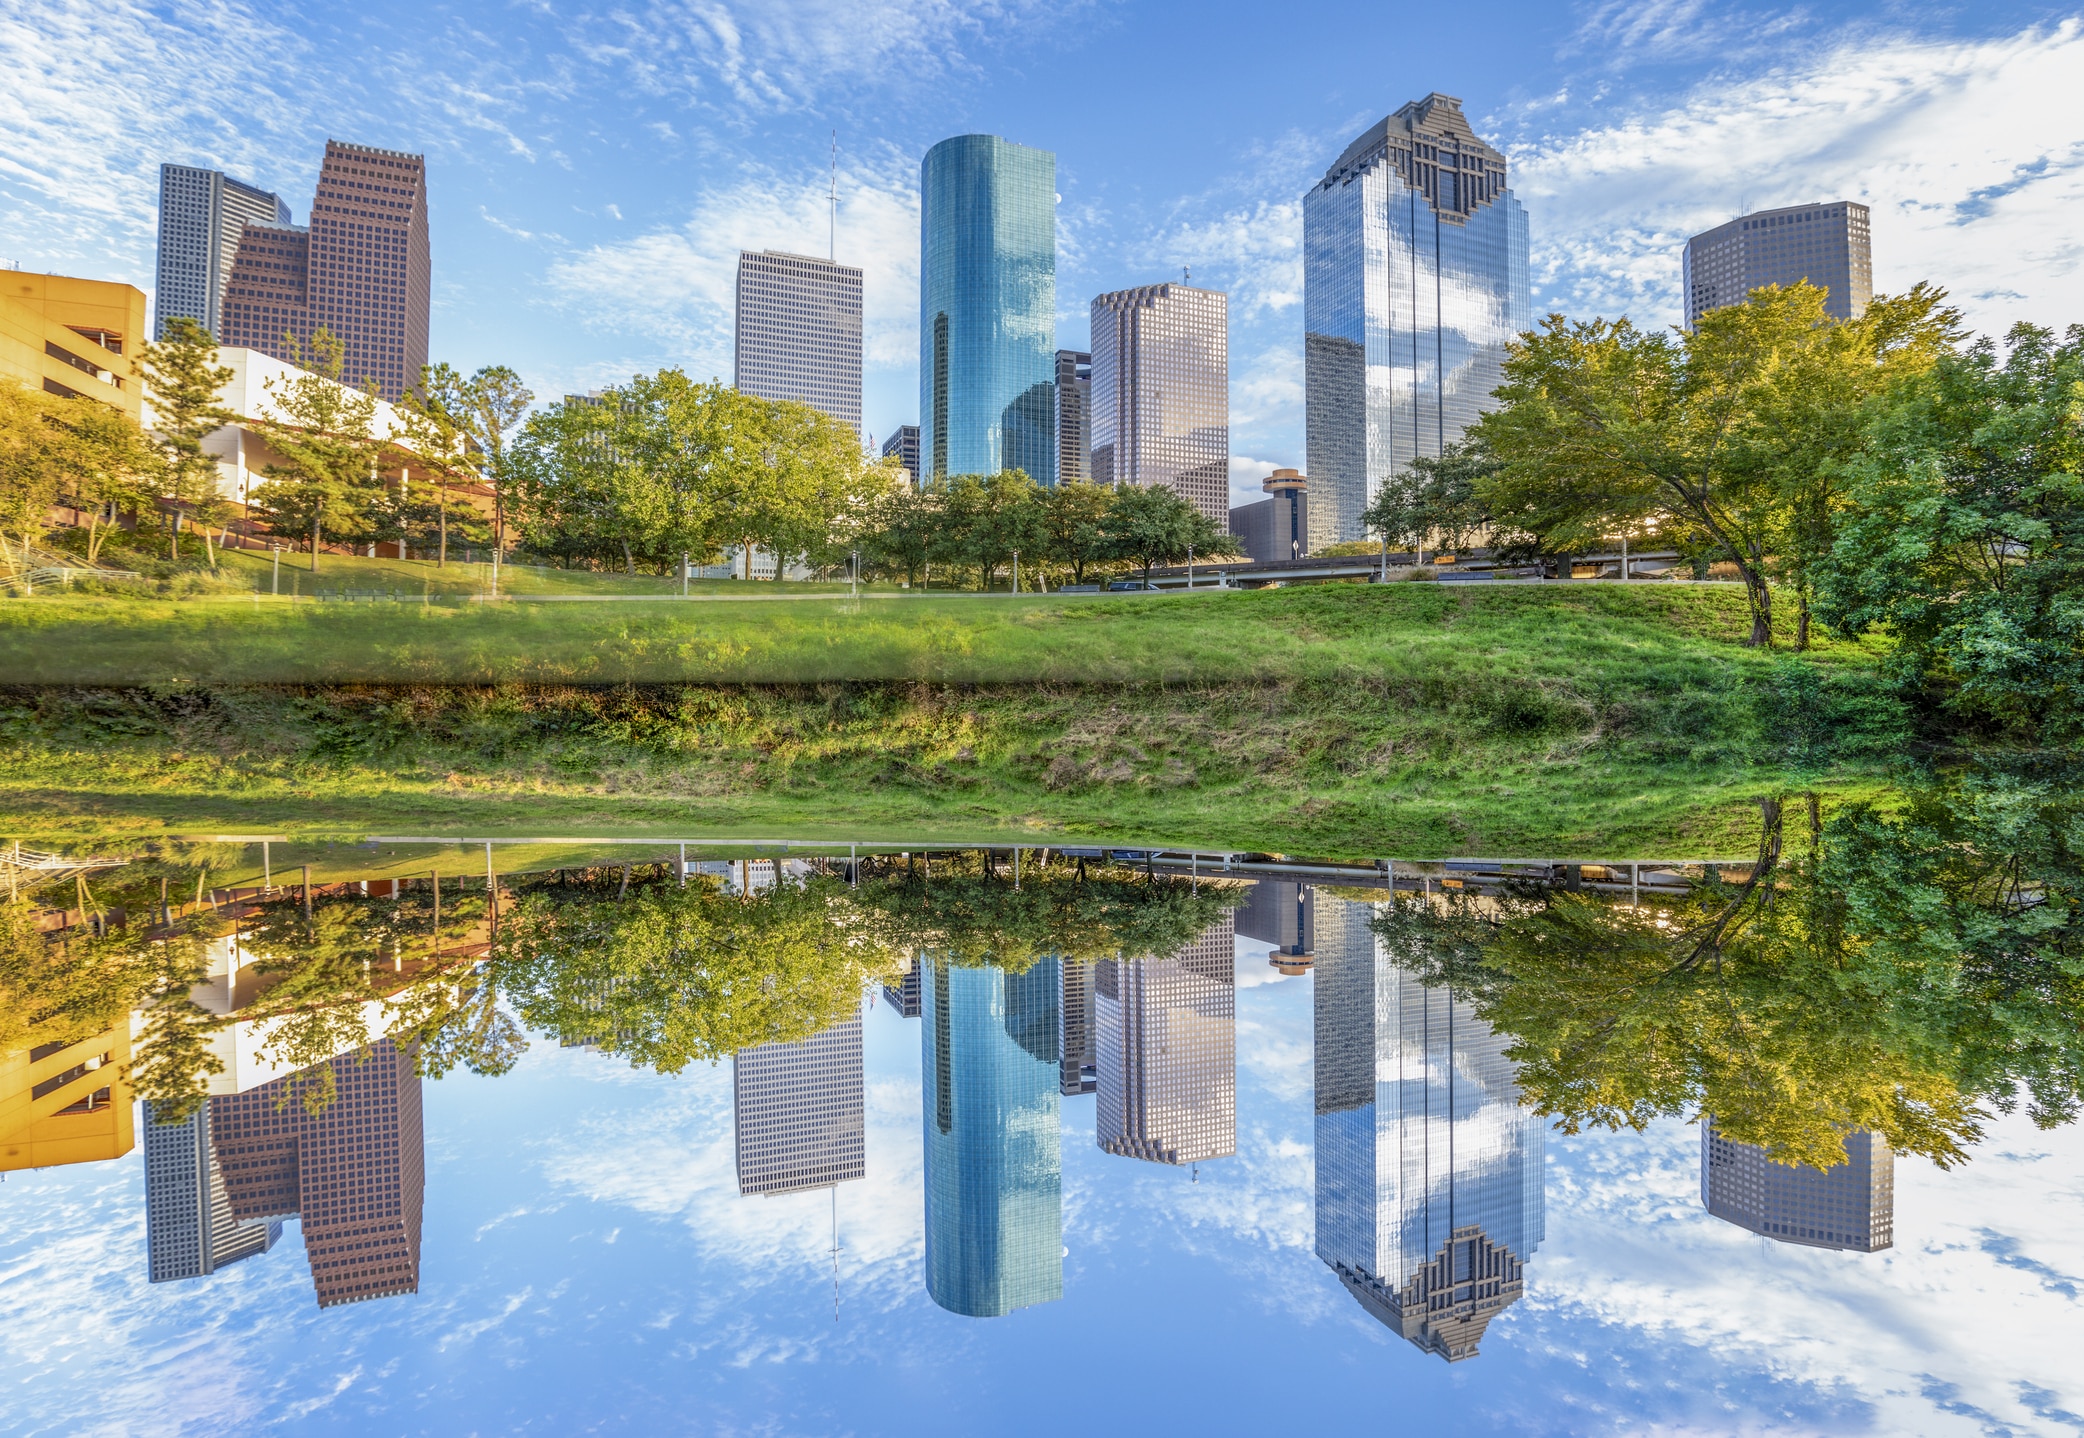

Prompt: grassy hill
xmin=0 ymin=583 xmax=1905 ymax=857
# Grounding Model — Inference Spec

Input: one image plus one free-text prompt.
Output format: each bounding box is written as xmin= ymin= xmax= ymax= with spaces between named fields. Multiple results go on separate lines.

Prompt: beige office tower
xmin=1683 ymin=202 xmax=1872 ymax=329
xmin=1701 ymin=1118 xmax=1893 ymax=1251
xmin=735 ymin=250 xmax=864 ymax=435
xmin=1089 ymin=283 xmax=1229 ymax=525
xmin=733 ymin=1011 xmax=866 ymax=1196
xmin=1094 ymin=916 xmax=1237 ymax=1165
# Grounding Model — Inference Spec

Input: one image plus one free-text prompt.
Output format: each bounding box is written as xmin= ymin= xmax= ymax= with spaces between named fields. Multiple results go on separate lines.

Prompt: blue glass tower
xmin=1302 ymin=93 xmax=1530 ymax=549
xmin=919 ymin=135 xmax=1057 ymax=484
xmin=1312 ymin=896 xmax=1545 ymax=1362
xmin=922 ymin=955 xmax=1063 ymax=1318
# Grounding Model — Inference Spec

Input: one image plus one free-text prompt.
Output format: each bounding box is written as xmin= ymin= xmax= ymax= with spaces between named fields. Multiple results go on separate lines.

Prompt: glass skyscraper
xmin=921 ymin=955 xmax=1063 ymax=1318
xmin=1313 ymin=895 xmax=1545 ymax=1362
xmin=1302 ymin=94 xmax=1530 ymax=549
xmin=918 ymin=135 xmax=1057 ymax=484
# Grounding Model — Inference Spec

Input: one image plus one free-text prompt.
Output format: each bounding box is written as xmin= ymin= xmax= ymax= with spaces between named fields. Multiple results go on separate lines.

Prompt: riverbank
xmin=0 ymin=584 xmax=1904 ymax=856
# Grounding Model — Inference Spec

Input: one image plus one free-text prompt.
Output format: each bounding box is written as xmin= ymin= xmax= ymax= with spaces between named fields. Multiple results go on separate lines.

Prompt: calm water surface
xmin=3 ymin=828 xmax=2080 ymax=1435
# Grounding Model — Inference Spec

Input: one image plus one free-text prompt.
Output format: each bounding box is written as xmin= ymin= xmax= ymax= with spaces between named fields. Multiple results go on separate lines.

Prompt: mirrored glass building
xmin=1302 ymin=94 xmax=1530 ymax=549
xmin=921 ymin=955 xmax=1063 ymax=1317
xmin=1313 ymin=895 xmax=1545 ymax=1362
xmin=919 ymin=135 xmax=1057 ymax=484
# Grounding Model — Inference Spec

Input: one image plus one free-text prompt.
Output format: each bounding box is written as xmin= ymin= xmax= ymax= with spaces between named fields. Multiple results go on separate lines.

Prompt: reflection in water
xmin=143 ymin=1101 xmax=282 ymax=1280
xmin=1316 ymin=895 xmax=1545 ymax=1362
xmin=1702 ymin=1118 xmax=1894 ymax=1252
xmin=1237 ymin=879 xmax=1315 ymax=975
xmin=1095 ymin=915 xmax=1237 ymax=1166
xmin=922 ymin=955 xmax=1064 ymax=1318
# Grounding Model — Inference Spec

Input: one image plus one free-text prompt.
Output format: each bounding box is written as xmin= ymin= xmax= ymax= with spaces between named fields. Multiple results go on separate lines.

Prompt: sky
xmin=4 ymin=922 xmax=2083 ymax=1434
xmin=4 ymin=0 xmax=2083 ymax=503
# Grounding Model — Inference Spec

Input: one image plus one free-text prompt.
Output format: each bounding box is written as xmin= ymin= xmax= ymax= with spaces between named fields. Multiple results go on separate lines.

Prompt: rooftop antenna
xmin=830 ymin=1185 xmax=841 ymax=1321
xmin=1183 ymin=265 xmax=1190 ymax=284
xmin=830 ymin=131 xmax=838 ymax=263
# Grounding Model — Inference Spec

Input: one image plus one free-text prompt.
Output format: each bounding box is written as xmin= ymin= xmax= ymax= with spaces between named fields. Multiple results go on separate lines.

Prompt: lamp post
xmin=1011 ymin=550 xmax=1019 ymax=595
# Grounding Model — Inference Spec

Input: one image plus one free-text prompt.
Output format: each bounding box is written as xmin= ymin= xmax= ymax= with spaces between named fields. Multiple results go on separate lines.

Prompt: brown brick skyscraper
xmin=218 ymin=139 xmax=430 ymax=399
xmin=210 ymin=1037 xmax=426 ymax=1308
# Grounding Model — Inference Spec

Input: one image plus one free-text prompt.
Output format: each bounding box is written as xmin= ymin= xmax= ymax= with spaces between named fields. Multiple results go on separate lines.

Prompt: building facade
xmin=1701 ymin=1118 xmax=1893 ymax=1251
xmin=1314 ymin=895 xmax=1545 ymax=1361
xmin=1683 ymin=202 xmax=1873 ymax=329
xmin=219 ymin=139 xmax=430 ymax=400
xmin=734 ymin=250 xmax=864 ymax=434
xmin=143 ymin=1102 xmax=282 ymax=1282
xmin=154 ymin=165 xmax=292 ymax=340
xmin=1058 ymin=956 xmax=1097 ymax=1096
xmin=0 ymin=271 xmax=147 ymax=424
xmin=921 ymin=955 xmax=1063 ymax=1317
xmin=1094 ymin=916 xmax=1237 ymax=1166
xmin=1303 ymin=94 xmax=1530 ymax=550
xmin=733 ymin=1011 xmax=867 ymax=1196
xmin=883 ymin=954 xmax=923 ymax=1017
xmin=1227 ymin=469 xmax=1311 ymax=564
xmin=880 ymin=425 xmax=921 ymax=485
xmin=209 ymin=1037 xmax=425 ymax=1307
xmin=1089 ymin=284 xmax=1229 ymax=525
xmin=1235 ymin=876 xmax=1315 ymax=974
xmin=1054 ymin=349 xmax=1091 ymax=485
xmin=918 ymin=134 xmax=1057 ymax=484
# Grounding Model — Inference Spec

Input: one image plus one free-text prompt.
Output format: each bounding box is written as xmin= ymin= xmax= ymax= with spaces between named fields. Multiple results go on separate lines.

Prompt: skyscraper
xmin=1683 ymin=202 xmax=1873 ymax=329
xmin=883 ymin=953 xmax=923 ymax=1017
xmin=918 ymin=134 xmax=1056 ymax=484
xmin=154 ymin=165 xmax=292 ymax=339
xmin=733 ymin=1011 xmax=867 ymax=1196
xmin=1235 ymin=876 xmax=1315 ymax=974
xmin=1701 ymin=1119 xmax=1893 ymax=1251
xmin=144 ymin=1101 xmax=282 ymax=1282
xmin=1227 ymin=470 xmax=1312 ymax=566
xmin=1094 ymin=916 xmax=1237 ymax=1165
xmin=1058 ymin=956 xmax=1097 ymax=1096
xmin=1303 ymin=94 xmax=1530 ymax=550
xmin=921 ymin=955 xmax=1063 ymax=1317
xmin=1089 ymin=284 xmax=1229 ymax=525
xmin=1054 ymin=349 xmax=1091 ymax=485
xmin=218 ymin=139 xmax=430 ymax=400
xmin=209 ymin=1037 xmax=425 ymax=1308
xmin=880 ymin=425 xmax=922 ymax=486
xmin=734 ymin=250 xmax=864 ymax=434
xmin=1314 ymin=895 xmax=1545 ymax=1362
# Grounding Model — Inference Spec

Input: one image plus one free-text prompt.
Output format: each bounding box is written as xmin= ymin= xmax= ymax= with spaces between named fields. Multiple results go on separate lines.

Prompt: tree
xmin=1102 ymin=482 xmax=1238 ymax=586
xmin=247 ymin=329 xmax=382 ymax=572
xmin=1818 ymin=322 xmax=2084 ymax=739
xmin=859 ymin=476 xmax=941 ymax=587
xmin=0 ymin=382 xmax=157 ymax=570
xmin=1361 ymin=439 xmax=1502 ymax=560
xmin=1039 ymin=478 xmax=1116 ymax=584
xmin=398 ymin=361 xmax=484 ymax=567
xmin=51 ymin=399 xmax=159 ymax=565
xmin=441 ymin=364 xmax=533 ymax=558
xmin=140 ymin=318 xmax=237 ymax=564
xmin=938 ymin=470 xmax=1044 ymax=590
xmin=509 ymin=392 xmax=626 ymax=569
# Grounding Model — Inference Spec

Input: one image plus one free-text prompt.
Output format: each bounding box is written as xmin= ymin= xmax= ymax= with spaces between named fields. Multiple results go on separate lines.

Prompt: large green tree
xmin=247 ymin=329 xmax=382 ymax=572
xmin=1102 ymin=481 xmax=1238 ymax=586
xmin=1360 ymin=438 xmax=1501 ymax=561
xmin=140 ymin=317 xmax=237 ymax=564
xmin=1038 ymin=478 xmax=1116 ymax=584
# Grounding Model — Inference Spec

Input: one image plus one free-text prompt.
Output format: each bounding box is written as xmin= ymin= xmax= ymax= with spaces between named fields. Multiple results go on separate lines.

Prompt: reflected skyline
xmin=734 ymin=1010 xmax=867 ymax=1197
xmin=1314 ymin=894 xmax=1545 ymax=1362
xmin=1095 ymin=916 xmax=1237 ymax=1166
xmin=1702 ymin=1118 xmax=1894 ymax=1252
xmin=921 ymin=954 xmax=1064 ymax=1318
xmin=143 ymin=1101 xmax=282 ymax=1282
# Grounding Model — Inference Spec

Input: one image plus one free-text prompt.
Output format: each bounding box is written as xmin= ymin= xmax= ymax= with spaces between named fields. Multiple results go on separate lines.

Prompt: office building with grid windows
xmin=922 ymin=955 xmax=1063 ymax=1317
xmin=1094 ymin=916 xmax=1237 ymax=1166
xmin=218 ymin=140 xmax=430 ymax=400
xmin=1701 ymin=1119 xmax=1893 ymax=1251
xmin=154 ymin=165 xmax=291 ymax=340
xmin=1314 ymin=895 xmax=1546 ymax=1362
xmin=1089 ymin=284 xmax=1229 ymax=525
xmin=919 ymin=134 xmax=1057 ymax=484
xmin=883 ymin=954 xmax=923 ymax=1017
xmin=144 ymin=1101 xmax=282 ymax=1282
xmin=1683 ymin=202 xmax=1872 ymax=329
xmin=1303 ymin=94 xmax=1530 ymax=550
xmin=208 ymin=1037 xmax=425 ymax=1308
xmin=1059 ymin=957 xmax=1097 ymax=1096
xmin=1055 ymin=349 xmax=1091 ymax=485
xmin=881 ymin=425 xmax=921 ymax=485
xmin=733 ymin=1012 xmax=866 ymax=1196
xmin=734 ymin=250 xmax=864 ymax=434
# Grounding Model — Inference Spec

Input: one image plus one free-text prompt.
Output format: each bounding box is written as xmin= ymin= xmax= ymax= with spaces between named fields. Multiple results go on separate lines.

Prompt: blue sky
xmin=5 ymin=928 xmax=2084 ymax=1435
xmin=4 ymin=0 xmax=2082 ymax=501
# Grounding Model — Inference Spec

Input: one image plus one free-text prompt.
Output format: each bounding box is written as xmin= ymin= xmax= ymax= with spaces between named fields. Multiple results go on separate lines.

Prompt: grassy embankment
xmin=0 ymin=582 xmax=1905 ymax=857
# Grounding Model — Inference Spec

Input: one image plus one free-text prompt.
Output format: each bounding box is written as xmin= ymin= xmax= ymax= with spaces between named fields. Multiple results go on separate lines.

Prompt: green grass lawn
xmin=0 ymin=584 xmax=1905 ymax=857
xmin=206 ymin=546 xmax=866 ymax=597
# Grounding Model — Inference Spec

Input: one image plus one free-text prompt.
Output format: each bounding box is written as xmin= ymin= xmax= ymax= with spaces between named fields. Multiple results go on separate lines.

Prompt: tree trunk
xmin=169 ymin=511 xmax=178 ymax=561
xmin=438 ymin=489 xmax=447 ymax=568
xmin=1796 ymin=589 xmax=1811 ymax=652
xmin=622 ymin=540 xmax=634 ymax=576
xmin=311 ymin=516 xmax=321 ymax=573
xmin=84 ymin=510 xmax=101 ymax=563
xmin=1740 ymin=564 xmax=1773 ymax=647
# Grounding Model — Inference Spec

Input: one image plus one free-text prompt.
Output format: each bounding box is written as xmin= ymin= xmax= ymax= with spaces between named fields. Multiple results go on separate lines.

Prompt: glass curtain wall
xmin=919 ymin=135 xmax=1058 ymax=485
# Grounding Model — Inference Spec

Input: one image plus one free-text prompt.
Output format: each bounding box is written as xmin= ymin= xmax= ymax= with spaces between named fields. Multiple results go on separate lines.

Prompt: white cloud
xmin=1512 ymin=20 xmax=2084 ymax=334
xmin=543 ymin=152 xmax=920 ymax=382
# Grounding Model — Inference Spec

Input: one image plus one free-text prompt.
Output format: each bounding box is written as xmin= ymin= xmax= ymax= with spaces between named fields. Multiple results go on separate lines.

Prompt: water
xmin=3 ymin=808 xmax=2080 ymax=1435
